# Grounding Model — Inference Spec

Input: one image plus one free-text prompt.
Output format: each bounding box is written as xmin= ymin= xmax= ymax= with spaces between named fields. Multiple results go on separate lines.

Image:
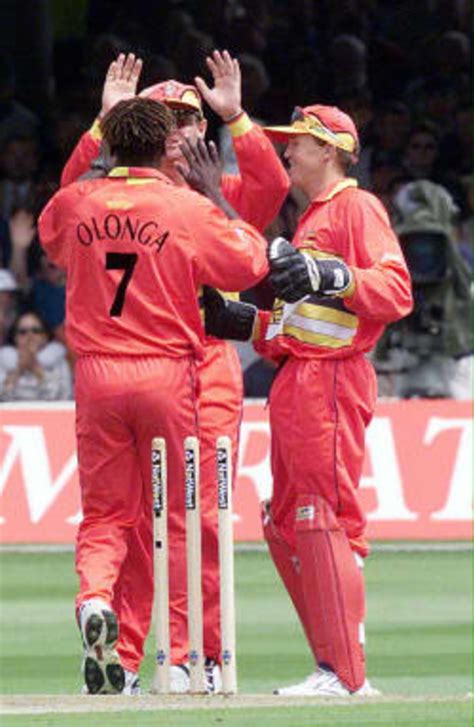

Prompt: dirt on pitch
xmin=1 ymin=693 xmax=471 ymax=715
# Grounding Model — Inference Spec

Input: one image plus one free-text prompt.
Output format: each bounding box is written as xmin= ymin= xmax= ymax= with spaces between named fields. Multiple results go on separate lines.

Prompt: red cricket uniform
xmin=38 ymin=167 xmax=269 ymax=671
xmin=255 ymin=178 xmax=412 ymax=690
xmin=59 ymin=116 xmax=289 ymax=670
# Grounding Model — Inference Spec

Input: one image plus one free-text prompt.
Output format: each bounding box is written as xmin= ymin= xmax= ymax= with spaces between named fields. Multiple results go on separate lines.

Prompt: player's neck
xmin=160 ymin=159 xmax=189 ymax=187
xmin=305 ymin=167 xmax=344 ymax=200
xmin=115 ymin=154 xmax=161 ymax=170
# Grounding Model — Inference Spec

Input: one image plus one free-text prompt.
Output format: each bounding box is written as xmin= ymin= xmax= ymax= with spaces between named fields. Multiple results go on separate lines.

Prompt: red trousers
xmin=266 ymin=355 xmax=377 ymax=687
xmin=269 ymin=355 xmax=377 ymax=556
xmin=74 ymin=355 xmax=199 ymax=671
xmin=112 ymin=340 xmax=242 ymax=671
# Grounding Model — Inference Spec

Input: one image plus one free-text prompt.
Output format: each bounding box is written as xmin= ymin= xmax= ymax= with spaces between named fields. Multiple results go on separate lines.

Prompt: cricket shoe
xmin=274 ymin=668 xmax=380 ymax=697
xmin=169 ymin=663 xmax=190 ymax=693
xmin=205 ymin=657 xmax=222 ymax=694
xmin=79 ymin=599 xmax=125 ymax=694
xmin=169 ymin=659 xmax=222 ymax=694
xmin=123 ymin=670 xmax=141 ymax=696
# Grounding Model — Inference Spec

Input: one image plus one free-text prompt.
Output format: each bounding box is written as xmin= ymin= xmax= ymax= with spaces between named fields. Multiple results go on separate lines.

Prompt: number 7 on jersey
xmin=106 ymin=252 xmax=138 ymax=317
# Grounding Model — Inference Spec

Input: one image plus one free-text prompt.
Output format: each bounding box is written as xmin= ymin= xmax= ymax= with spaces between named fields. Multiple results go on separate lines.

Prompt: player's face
xmin=165 ymin=110 xmax=207 ymax=165
xmin=284 ymin=135 xmax=328 ymax=193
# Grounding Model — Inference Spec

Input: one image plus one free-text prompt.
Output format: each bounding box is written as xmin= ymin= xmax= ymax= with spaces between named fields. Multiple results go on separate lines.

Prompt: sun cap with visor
xmin=140 ymin=80 xmax=203 ymax=115
xmin=264 ymin=104 xmax=360 ymax=160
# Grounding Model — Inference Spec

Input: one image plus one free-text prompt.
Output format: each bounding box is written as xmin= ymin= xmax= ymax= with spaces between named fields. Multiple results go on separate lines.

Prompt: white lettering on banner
xmin=0 ymin=425 xmax=77 ymax=524
xmin=66 ymin=510 xmax=83 ymax=525
xmin=238 ymin=420 xmax=273 ymax=502
xmin=361 ymin=418 xmax=417 ymax=521
xmin=425 ymin=418 xmax=473 ymax=521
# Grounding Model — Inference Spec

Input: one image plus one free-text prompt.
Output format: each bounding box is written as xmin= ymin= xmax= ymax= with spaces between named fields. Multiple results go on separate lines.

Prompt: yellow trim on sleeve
xmin=283 ymin=325 xmax=354 ymax=348
xmin=219 ymin=291 xmax=240 ymax=302
xmin=227 ymin=112 xmax=253 ymax=138
xmin=338 ymin=275 xmax=356 ymax=298
xmin=90 ymin=118 xmax=103 ymax=141
xmin=302 ymin=248 xmax=343 ymax=261
xmin=297 ymin=302 xmax=358 ymax=329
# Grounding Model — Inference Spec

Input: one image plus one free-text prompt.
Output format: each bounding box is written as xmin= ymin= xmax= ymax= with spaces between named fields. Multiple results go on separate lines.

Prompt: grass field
xmin=0 ymin=547 xmax=472 ymax=726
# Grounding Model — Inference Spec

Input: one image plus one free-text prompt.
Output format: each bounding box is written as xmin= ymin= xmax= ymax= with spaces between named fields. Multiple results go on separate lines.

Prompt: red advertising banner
xmin=0 ymin=400 xmax=472 ymax=543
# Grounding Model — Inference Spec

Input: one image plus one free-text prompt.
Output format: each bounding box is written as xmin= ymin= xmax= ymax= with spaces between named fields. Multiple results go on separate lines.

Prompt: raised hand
xmin=9 ymin=210 xmax=36 ymax=250
xmin=100 ymin=53 xmax=143 ymax=118
xmin=177 ymin=138 xmax=239 ymax=219
xmin=194 ymin=50 xmax=242 ymax=121
xmin=176 ymin=138 xmax=223 ymax=197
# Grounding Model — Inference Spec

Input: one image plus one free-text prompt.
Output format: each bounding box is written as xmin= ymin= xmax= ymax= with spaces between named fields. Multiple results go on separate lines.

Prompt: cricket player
xmin=61 ymin=51 xmax=289 ymax=693
xmin=38 ymin=96 xmax=271 ymax=695
xmin=204 ymin=104 xmax=413 ymax=695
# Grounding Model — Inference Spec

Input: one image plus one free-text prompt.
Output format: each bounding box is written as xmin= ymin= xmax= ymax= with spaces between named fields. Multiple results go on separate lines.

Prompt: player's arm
xmin=60 ymin=53 xmax=142 ymax=187
xmin=195 ymin=50 xmax=290 ymax=231
xmin=338 ymin=194 xmax=413 ymax=323
xmin=187 ymin=195 xmax=269 ymax=292
xmin=202 ymin=289 xmax=283 ymax=365
xmin=267 ymin=196 xmax=413 ymax=323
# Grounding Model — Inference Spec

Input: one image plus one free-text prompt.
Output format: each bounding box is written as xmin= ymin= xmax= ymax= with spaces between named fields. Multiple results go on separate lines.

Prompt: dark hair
xmin=336 ymin=147 xmax=357 ymax=173
xmin=407 ymin=121 xmax=440 ymax=145
xmin=172 ymin=108 xmax=204 ymax=125
xmin=312 ymin=137 xmax=357 ymax=173
xmin=8 ymin=310 xmax=52 ymax=345
xmin=100 ymin=98 xmax=174 ymax=162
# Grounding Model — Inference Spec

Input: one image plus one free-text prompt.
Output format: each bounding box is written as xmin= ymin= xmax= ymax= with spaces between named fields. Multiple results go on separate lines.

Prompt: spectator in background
xmin=327 ymin=35 xmax=369 ymax=101
xmin=0 ymin=133 xmax=41 ymax=219
xmin=5 ymin=208 xmax=37 ymax=288
xmin=354 ymin=101 xmax=411 ymax=189
xmin=404 ymin=30 xmax=470 ymax=122
xmin=0 ymin=268 xmax=19 ymax=345
xmin=402 ymin=122 xmax=440 ymax=180
xmin=1 ymin=205 xmax=66 ymax=340
xmin=401 ymin=122 xmax=470 ymax=223
xmin=439 ymin=105 xmax=472 ymax=177
xmin=0 ymin=53 xmax=39 ymax=149
xmin=30 ymin=252 xmax=66 ymax=336
xmin=0 ymin=310 xmax=72 ymax=401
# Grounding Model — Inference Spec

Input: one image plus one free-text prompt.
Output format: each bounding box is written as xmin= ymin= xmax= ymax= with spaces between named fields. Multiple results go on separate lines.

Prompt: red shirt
xmin=255 ymin=179 xmax=413 ymax=362
xmin=39 ymin=167 xmax=269 ymax=358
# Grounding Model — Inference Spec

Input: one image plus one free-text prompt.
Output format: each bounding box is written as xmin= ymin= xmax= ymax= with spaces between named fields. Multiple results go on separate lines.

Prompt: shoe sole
xmin=84 ymin=651 xmax=125 ymax=694
xmin=83 ymin=609 xmax=118 ymax=649
xmin=83 ymin=609 xmax=124 ymax=694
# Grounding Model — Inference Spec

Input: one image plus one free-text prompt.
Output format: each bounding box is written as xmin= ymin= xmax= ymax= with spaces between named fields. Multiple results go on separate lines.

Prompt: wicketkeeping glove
xmin=203 ymin=287 xmax=257 ymax=341
xmin=267 ymin=237 xmax=353 ymax=303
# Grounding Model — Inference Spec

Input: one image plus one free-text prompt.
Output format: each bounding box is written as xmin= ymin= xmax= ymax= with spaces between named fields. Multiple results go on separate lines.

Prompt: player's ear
xmin=198 ymin=118 xmax=208 ymax=137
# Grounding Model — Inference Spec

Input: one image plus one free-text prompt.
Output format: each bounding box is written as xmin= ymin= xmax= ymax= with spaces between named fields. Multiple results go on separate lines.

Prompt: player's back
xmin=39 ymin=168 xmax=268 ymax=358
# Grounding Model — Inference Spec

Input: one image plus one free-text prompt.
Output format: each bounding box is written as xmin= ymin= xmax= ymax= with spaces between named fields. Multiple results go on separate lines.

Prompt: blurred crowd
xmin=0 ymin=0 xmax=472 ymax=401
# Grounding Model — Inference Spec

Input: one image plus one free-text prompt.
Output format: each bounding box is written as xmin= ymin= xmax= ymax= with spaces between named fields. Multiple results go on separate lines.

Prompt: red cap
xmin=140 ymin=80 xmax=202 ymax=113
xmin=264 ymin=104 xmax=359 ymax=154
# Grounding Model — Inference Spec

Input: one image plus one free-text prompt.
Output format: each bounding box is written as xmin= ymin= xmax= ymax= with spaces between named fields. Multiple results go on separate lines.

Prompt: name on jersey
xmin=76 ymin=214 xmax=169 ymax=253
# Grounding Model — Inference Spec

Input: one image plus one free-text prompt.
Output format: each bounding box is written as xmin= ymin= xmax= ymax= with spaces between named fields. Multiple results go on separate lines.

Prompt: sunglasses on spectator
xmin=16 ymin=326 xmax=44 ymax=335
